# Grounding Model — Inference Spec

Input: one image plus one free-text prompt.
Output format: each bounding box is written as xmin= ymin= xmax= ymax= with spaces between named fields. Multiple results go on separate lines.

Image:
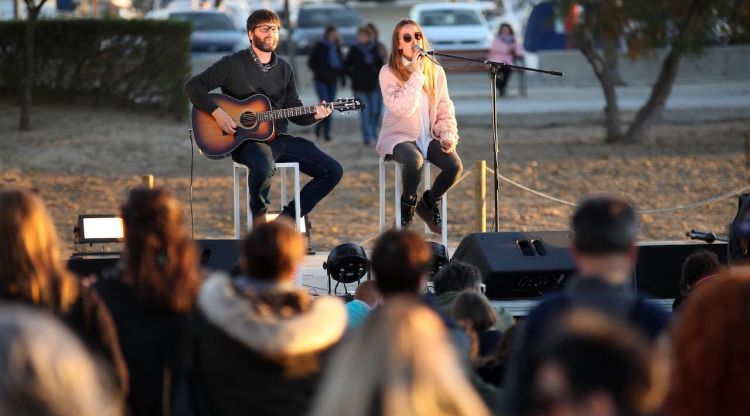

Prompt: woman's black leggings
xmin=387 ymin=140 xmax=463 ymax=200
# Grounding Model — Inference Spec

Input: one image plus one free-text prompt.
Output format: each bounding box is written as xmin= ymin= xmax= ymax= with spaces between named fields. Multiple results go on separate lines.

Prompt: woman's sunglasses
xmin=402 ymin=32 xmax=423 ymax=43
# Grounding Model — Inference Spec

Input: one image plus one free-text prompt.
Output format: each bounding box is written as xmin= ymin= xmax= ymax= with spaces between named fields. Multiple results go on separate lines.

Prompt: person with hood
xmin=189 ymin=218 xmax=346 ymax=416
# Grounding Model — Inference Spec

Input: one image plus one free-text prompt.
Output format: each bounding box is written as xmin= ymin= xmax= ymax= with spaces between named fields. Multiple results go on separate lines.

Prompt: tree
xmin=19 ymin=0 xmax=49 ymax=131
xmin=559 ymin=0 xmax=750 ymax=143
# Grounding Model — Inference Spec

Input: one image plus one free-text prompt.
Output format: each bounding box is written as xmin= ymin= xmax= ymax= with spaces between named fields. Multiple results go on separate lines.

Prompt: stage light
xmin=428 ymin=241 xmax=450 ymax=279
xmin=323 ymin=243 xmax=370 ymax=295
xmin=75 ymin=215 xmax=124 ymax=244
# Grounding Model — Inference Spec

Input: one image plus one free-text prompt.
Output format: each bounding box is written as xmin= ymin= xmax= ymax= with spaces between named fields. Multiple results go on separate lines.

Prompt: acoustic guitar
xmin=191 ymin=93 xmax=364 ymax=159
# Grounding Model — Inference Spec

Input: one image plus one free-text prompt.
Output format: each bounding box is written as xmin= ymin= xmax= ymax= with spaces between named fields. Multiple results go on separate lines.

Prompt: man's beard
xmin=252 ymin=33 xmax=277 ymax=53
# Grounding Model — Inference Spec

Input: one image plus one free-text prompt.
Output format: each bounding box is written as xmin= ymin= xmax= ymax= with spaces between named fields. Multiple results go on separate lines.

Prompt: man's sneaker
xmin=416 ymin=191 xmax=442 ymax=234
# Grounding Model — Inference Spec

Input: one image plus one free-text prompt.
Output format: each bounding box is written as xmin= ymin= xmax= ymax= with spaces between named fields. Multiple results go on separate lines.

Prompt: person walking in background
xmin=308 ymin=25 xmax=345 ymax=141
xmin=366 ymin=22 xmax=388 ymax=62
xmin=309 ymin=297 xmax=491 ymax=416
xmin=377 ymin=18 xmax=463 ymax=233
xmin=487 ymin=23 xmax=524 ymax=96
xmin=94 ymin=188 xmax=201 ymax=415
xmin=0 ymin=188 xmax=128 ymax=394
xmin=346 ymin=26 xmax=385 ymax=145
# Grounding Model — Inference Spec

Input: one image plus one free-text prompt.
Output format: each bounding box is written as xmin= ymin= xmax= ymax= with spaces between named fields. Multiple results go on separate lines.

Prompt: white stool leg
xmin=245 ymin=167 xmax=251 ymax=233
xmin=394 ymin=162 xmax=402 ymax=230
xmin=379 ymin=158 xmax=386 ymax=232
xmin=424 ymin=162 xmax=431 ymax=234
xmin=280 ymin=166 xmax=288 ymax=208
xmin=293 ymin=164 xmax=302 ymax=231
xmin=233 ymin=163 xmax=241 ymax=239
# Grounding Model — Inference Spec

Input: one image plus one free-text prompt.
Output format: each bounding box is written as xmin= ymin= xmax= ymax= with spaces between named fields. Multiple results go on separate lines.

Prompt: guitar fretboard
xmin=256 ymin=104 xmax=330 ymax=122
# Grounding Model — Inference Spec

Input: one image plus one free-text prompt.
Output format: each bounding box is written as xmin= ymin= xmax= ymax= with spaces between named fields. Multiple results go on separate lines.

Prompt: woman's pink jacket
xmin=375 ymin=65 xmax=459 ymax=158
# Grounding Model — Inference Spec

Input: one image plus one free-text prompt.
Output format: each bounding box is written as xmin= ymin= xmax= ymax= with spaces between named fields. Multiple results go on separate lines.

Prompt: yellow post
xmin=475 ymin=160 xmax=486 ymax=232
xmin=141 ymin=174 xmax=154 ymax=189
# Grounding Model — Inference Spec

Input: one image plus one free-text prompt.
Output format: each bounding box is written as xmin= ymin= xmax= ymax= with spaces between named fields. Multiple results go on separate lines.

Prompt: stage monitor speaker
xmin=634 ymin=241 xmax=730 ymax=299
xmin=196 ymin=239 xmax=241 ymax=275
xmin=67 ymin=255 xmax=120 ymax=278
xmin=452 ymin=231 xmax=576 ymax=300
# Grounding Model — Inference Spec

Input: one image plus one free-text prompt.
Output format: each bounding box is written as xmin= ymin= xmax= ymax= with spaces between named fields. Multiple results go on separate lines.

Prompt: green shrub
xmin=0 ymin=19 xmax=191 ymax=119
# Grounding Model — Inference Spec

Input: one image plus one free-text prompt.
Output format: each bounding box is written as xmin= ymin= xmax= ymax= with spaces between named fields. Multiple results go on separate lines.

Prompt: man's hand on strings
xmin=314 ymin=101 xmax=333 ymax=120
xmin=211 ymin=108 xmax=236 ymax=134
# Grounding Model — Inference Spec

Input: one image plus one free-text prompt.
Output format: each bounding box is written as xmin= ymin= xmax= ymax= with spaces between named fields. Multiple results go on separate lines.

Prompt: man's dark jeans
xmin=231 ymin=134 xmax=343 ymax=218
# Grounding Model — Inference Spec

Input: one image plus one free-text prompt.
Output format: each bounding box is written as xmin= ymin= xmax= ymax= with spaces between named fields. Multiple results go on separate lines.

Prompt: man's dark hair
xmin=432 ymin=261 xmax=482 ymax=295
xmin=534 ymin=312 xmax=656 ymax=416
xmin=680 ymin=250 xmax=722 ymax=295
xmin=572 ymin=197 xmax=638 ymax=254
xmin=246 ymin=9 xmax=281 ymax=32
xmin=324 ymin=25 xmax=337 ymax=38
xmin=371 ymin=230 xmax=431 ymax=296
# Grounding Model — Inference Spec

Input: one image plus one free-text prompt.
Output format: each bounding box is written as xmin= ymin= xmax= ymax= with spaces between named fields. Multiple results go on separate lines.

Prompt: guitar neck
xmin=257 ymin=103 xmax=328 ymax=122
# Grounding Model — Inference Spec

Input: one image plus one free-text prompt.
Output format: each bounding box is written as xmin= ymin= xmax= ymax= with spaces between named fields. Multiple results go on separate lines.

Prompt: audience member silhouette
xmin=672 ymin=249 xmax=722 ymax=311
xmin=0 ymin=303 xmax=123 ymax=416
xmin=190 ymin=219 xmax=346 ymax=415
xmin=94 ymin=187 xmax=201 ymax=415
xmin=309 ymin=297 xmax=490 ymax=416
xmin=664 ymin=274 xmax=750 ymax=416
xmin=530 ymin=310 xmax=667 ymax=416
xmin=501 ymin=196 xmax=670 ymax=415
xmin=0 ymin=188 xmax=128 ymax=392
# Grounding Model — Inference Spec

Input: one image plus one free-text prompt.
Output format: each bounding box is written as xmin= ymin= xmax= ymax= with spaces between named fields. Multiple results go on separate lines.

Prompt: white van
xmin=409 ymin=3 xmax=493 ymax=51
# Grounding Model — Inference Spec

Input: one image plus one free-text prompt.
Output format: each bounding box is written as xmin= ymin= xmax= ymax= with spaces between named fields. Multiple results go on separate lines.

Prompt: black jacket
xmin=307 ymin=41 xmax=345 ymax=85
xmin=345 ymin=43 xmax=385 ymax=92
xmin=186 ymin=274 xmax=346 ymax=416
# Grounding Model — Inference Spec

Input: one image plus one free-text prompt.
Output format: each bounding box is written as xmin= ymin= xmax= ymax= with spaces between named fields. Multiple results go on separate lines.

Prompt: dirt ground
xmin=1 ymin=99 xmax=748 ymax=255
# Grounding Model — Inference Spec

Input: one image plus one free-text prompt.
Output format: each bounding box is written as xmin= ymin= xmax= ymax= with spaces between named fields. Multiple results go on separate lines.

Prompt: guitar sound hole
xmin=239 ymin=112 xmax=257 ymax=129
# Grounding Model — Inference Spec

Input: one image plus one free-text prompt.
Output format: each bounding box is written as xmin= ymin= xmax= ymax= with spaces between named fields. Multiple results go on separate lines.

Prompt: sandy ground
xmin=1 ymin=99 xmax=748 ymax=255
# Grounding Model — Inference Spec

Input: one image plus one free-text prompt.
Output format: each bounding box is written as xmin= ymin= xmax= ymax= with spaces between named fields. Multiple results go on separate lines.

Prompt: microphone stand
xmin=424 ymin=49 xmax=562 ymax=231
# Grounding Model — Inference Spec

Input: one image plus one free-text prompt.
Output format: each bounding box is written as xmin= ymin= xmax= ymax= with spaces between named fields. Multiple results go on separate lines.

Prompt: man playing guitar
xmin=185 ymin=9 xmax=343 ymax=226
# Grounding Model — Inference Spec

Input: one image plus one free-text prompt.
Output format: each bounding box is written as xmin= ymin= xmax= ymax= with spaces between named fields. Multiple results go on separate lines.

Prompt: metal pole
xmin=490 ymin=68 xmax=500 ymax=231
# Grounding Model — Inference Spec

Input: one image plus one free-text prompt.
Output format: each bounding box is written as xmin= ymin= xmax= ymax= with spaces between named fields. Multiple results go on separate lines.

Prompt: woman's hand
xmin=410 ymin=54 xmax=424 ymax=72
xmin=440 ymin=139 xmax=455 ymax=154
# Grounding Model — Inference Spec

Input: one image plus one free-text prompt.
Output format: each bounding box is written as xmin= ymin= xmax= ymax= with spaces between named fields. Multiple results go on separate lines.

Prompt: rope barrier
xmin=484 ymin=166 xmax=750 ymax=213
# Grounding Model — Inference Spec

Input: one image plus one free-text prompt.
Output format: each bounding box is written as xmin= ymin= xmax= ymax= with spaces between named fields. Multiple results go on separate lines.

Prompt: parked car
xmin=409 ymin=3 xmax=494 ymax=51
xmin=148 ymin=9 xmax=250 ymax=53
xmin=290 ymin=3 xmax=362 ymax=54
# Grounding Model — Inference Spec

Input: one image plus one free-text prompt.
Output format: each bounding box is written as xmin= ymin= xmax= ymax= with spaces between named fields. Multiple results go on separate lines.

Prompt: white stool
xmin=233 ymin=161 xmax=302 ymax=238
xmin=378 ymin=157 xmax=448 ymax=248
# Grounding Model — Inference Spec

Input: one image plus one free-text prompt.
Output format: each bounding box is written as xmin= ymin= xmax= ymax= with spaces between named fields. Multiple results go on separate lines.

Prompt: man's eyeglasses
xmin=402 ymin=32 xmax=422 ymax=43
xmin=254 ymin=25 xmax=280 ymax=34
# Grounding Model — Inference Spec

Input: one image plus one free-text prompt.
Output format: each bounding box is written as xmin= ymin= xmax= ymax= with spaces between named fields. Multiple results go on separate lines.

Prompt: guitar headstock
xmin=331 ymin=97 xmax=365 ymax=113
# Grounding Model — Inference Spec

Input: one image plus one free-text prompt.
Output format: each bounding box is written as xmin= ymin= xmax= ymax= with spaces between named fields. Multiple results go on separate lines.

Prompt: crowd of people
xmin=5 ymin=8 xmax=748 ymax=416
xmin=3 ymin=185 xmax=750 ymax=416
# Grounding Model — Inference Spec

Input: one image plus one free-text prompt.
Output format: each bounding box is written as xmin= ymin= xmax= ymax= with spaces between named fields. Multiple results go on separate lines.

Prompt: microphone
xmin=687 ymin=229 xmax=717 ymax=243
xmin=413 ymin=43 xmax=430 ymax=57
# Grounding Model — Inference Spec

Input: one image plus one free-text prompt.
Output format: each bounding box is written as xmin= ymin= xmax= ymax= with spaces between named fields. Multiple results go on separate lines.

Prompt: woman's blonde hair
xmin=388 ymin=19 xmax=437 ymax=106
xmin=0 ymin=188 xmax=78 ymax=312
xmin=309 ymin=296 xmax=490 ymax=416
xmin=0 ymin=304 xmax=122 ymax=416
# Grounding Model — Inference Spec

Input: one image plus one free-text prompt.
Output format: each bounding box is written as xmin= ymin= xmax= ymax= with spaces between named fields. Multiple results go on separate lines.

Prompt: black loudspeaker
xmin=67 ymin=255 xmax=120 ymax=278
xmin=452 ymin=231 xmax=576 ymax=300
xmin=196 ymin=239 xmax=241 ymax=275
xmin=634 ymin=241 xmax=730 ymax=299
